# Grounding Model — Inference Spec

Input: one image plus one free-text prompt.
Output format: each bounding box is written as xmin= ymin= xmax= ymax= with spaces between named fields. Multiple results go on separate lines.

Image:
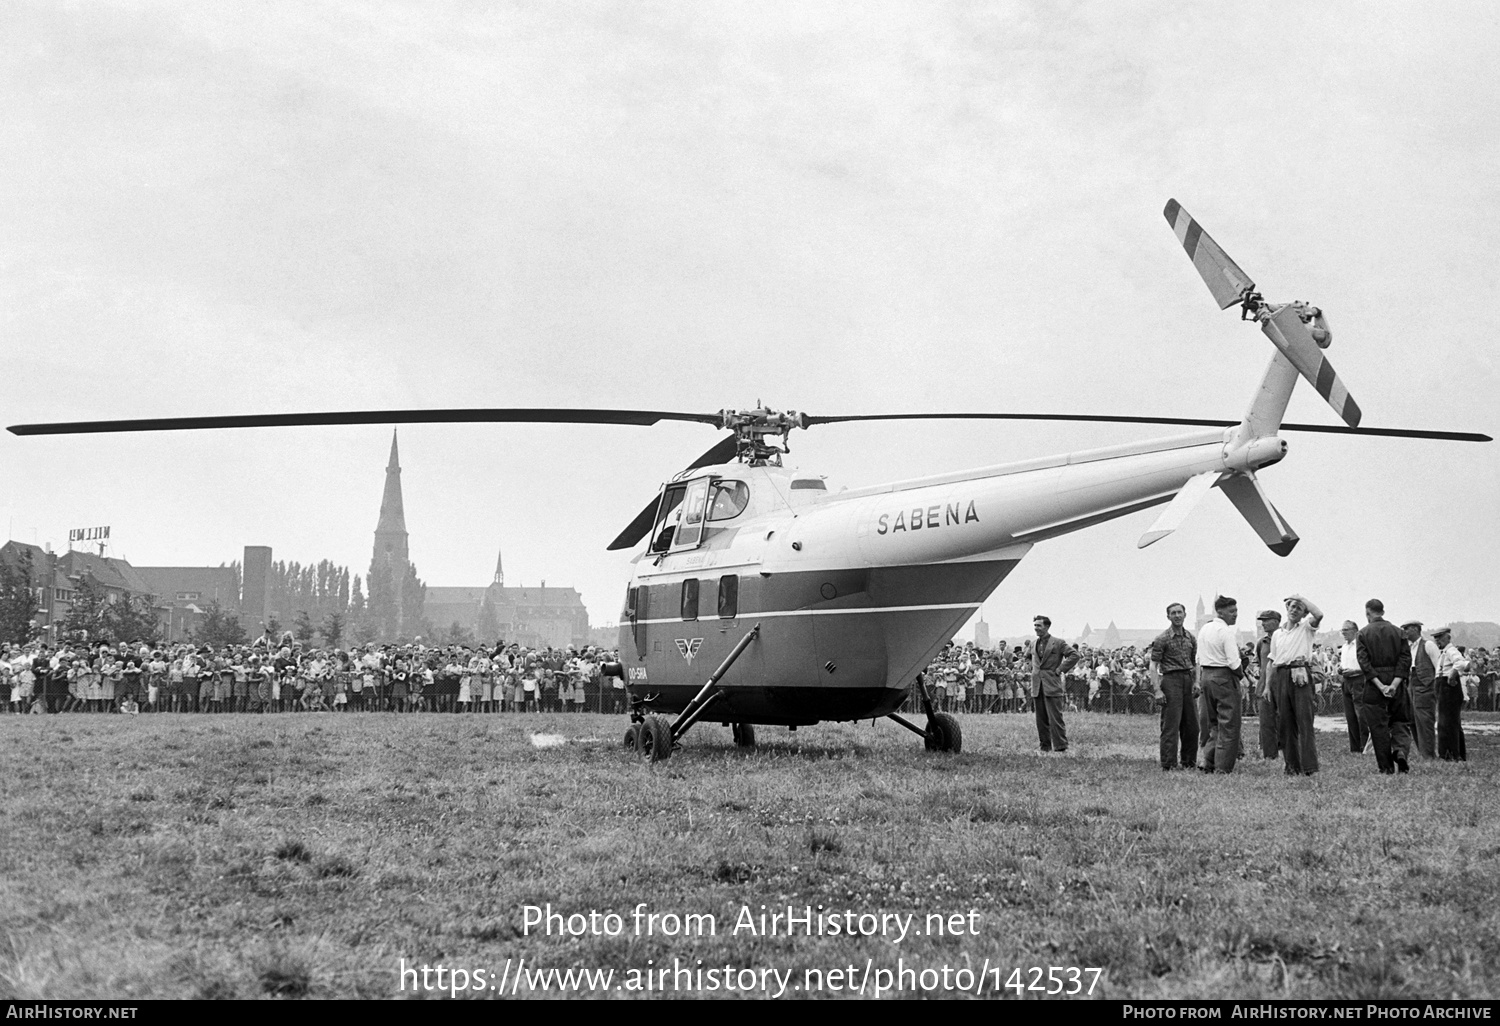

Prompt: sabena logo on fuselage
xmin=675 ymin=638 xmax=703 ymax=664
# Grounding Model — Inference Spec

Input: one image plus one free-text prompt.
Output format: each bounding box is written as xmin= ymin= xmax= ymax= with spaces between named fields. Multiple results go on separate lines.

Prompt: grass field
xmin=1 ymin=710 xmax=1496 ymax=1000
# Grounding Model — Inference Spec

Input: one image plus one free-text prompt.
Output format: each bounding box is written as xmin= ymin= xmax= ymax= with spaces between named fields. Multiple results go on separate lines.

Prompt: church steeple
xmin=493 ymin=548 xmax=504 ymax=586
xmin=374 ymin=430 xmax=409 ymax=567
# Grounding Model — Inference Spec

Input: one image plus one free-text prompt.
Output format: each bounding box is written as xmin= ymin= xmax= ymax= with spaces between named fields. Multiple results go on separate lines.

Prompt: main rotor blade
xmin=6 ymin=407 xmax=724 ymax=436
xmin=802 ymin=413 xmax=1489 ymax=442
xmin=606 ymin=433 xmax=740 ymax=552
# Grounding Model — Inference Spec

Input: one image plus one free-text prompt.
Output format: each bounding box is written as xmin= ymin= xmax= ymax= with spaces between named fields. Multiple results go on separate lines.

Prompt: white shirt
xmin=1196 ymin=618 xmax=1242 ymax=670
xmin=1339 ymin=640 xmax=1361 ymax=672
xmin=1269 ymin=619 xmax=1318 ymax=666
xmin=1436 ymin=644 xmax=1470 ymax=679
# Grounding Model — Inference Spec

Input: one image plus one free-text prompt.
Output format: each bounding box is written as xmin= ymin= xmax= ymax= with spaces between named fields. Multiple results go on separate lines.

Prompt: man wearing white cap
xmin=1432 ymin=627 xmax=1469 ymax=761
xmin=1269 ymin=593 xmax=1324 ymax=776
xmin=1402 ymin=620 xmax=1441 ymax=760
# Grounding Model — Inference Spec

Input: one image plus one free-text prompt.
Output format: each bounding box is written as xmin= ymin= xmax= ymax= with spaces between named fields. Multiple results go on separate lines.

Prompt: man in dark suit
xmin=1030 ymin=616 xmax=1080 ymax=753
xmin=1356 ymin=598 xmax=1414 ymax=774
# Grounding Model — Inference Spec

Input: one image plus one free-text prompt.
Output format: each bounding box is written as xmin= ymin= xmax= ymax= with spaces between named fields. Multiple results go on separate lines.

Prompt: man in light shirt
xmin=1196 ymin=595 xmax=1244 ymax=774
xmin=1401 ymin=620 xmax=1441 ymax=760
xmin=1432 ymin=627 xmax=1469 ymax=762
xmin=1336 ymin=620 xmax=1370 ymax=754
xmin=1269 ymin=593 xmax=1325 ymax=776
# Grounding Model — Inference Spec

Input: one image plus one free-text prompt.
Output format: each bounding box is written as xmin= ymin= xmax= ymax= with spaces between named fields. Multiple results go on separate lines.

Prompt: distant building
xmin=1 ymin=541 xmax=169 ymax=641
xmin=973 ymin=614 xmax=990 ymax=650
xmin=133 ymin=564 xmax=240 ymax=643
xmin=424 ymin=551 xmax=590 ymax=650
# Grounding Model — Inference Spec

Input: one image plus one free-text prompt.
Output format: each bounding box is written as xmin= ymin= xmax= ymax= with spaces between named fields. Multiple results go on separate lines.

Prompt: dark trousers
xmin=1258 ymin=687 xmax=1280 ymax=758
xmin=1436 ymin=680 xmax=1467 ymax=761
xmin=1158 ymin=671 xmax=1197 ymax=769
xmin=1034 ymin=691 xmax=1068 ymax=751
xmin=1408 ymin=680 xmax=1437 ymax=759
xmin=1359 ymin=678 xmax=1413 ymax=774
xmin=1341 ymin=673 xmax=1370 ymax=753
xmin=1273 ymin=666 xmax=1319 ymax=775
xmin=1198 ymin=667 xmax=1241 ymax=774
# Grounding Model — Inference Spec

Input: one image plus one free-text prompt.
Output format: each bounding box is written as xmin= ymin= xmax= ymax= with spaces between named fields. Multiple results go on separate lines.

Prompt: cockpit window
xmin=650 ymin=485 xmax=688 ymax=552
xmin=790 ymin=479 xmax=826 ymax=490
xmin=707 ymin=480 xmax=750 ymax=521
xmin=673 ymin=478 xmax=711 ymax=548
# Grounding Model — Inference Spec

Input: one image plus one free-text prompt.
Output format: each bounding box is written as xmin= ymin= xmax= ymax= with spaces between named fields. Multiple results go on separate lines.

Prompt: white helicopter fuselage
xmin=619 ymin=427 xmax=1285 ymax=725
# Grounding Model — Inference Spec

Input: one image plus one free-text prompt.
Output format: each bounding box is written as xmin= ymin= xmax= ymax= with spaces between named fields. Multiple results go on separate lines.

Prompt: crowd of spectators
xmin=4 ymin=632 xmax=1496 ymax=718
xmin=1 ymin=635 xmax=626 ymax=715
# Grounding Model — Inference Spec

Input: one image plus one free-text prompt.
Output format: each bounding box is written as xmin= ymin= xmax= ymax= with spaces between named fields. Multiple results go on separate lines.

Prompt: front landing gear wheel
xmin=623 ymin=722 xmax=643 ymax=751
xmin=924 ymin=712 xmax=962 ymax=753
xmin=732 ymin=722 xmax=756 ymax=749
xmin=639 ymin=715 xmax=673 ymax=763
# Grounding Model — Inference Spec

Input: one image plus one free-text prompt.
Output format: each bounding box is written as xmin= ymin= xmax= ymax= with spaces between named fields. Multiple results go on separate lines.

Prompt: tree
xmin=293 ymin=610 xmax=316 ymax=645
xmin=0 ymin=549 xmax=40 ymax=645
xmin=400 ymin=562 xmax=426 ymax=638
xmin=113 ymin=593 xmax=163 ymax=646
xmin=265 ymin=615 xmax=282 ymax=641
xmin=476 ymin=599 xmax=499 ymax=646
xmin=353 ymin=617 xmax=379 ymax=646
xmin=192 ymin=601 xmax=246 ymax=649
xmin=447 ymin=620 xmax=475 ymax=647
xmin=62 ymin=575 xmax=115 ymax=644
xmin=322 ymin=610 xmax=346 ymax=649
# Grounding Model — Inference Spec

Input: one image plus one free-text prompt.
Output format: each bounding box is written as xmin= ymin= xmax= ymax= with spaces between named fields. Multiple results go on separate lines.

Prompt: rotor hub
xmin=717 ymin=404 xmax=806 ymax=465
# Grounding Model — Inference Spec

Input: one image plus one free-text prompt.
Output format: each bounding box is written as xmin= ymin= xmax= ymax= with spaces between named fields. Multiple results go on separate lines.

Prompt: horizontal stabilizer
xmin=1220 ymin=471 xmax=1299 ymax=556
xmin=1261 ymin=304 xmax=1362 ymax=429
xmin=1138 ymin=470 xmax=1221 ymax=549
xmin=1163 ymin=199 xmax=1256 ymax=310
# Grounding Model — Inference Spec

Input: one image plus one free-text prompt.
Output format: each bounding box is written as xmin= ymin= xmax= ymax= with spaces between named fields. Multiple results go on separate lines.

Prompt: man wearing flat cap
xmin=1402 ymin=620 xmax=1441 ymax=760
xmin=1432 ymin=627 xmax=1470 ymax=761
xmin=1254 ymin=609 xmax=1282 ymax=760
xmin=1269 ymin=593 xmax=1324 ymax=776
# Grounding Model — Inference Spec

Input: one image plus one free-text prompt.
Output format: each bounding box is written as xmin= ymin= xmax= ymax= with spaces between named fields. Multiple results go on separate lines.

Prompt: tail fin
xmin=1163 ymin=199 xmax=1362 ymax=434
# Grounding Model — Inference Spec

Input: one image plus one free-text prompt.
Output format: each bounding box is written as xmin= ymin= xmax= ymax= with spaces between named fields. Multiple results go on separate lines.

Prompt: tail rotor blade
xmin=1262 ymin=304 xmax=1362 ymax=429
xmin=1163 ymin=199 xmax=1256 ymax=310
xmin=1220 ymin=471 xmax=1299 ymax=556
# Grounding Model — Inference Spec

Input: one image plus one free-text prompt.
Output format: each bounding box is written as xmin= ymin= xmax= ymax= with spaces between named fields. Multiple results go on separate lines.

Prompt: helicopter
xmin=10 ymin=201 xmax=1489 ymax=760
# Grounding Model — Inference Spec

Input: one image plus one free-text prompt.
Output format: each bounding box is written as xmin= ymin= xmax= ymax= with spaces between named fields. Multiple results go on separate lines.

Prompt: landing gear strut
xmin=627 ymin=624 xmax=761 ymax=763
xmin=887 ymin=673 xmax=963 ymax=753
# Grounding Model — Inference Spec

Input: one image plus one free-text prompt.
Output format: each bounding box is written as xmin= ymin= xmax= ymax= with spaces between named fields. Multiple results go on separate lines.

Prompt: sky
xmin=3 ymin=0 xmax=1497 ymax=643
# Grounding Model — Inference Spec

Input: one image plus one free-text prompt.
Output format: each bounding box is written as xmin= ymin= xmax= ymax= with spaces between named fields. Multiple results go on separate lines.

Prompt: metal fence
xmin=901 ymin=671 xmax=1500 ymax=716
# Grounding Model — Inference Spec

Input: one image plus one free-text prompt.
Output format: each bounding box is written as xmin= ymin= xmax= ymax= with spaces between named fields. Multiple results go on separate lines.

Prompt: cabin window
xmin=672 ymin=478 xmax=711 ymax=548
xmin=717 ymin=574 xmax=739 ymax=619
xmin=789 ymin=479 xmax=826 ymax=490
xmin=680 ymin=579 xmax=699 ymax=620
xmin=707 ymin=480 xmax=750 ymax=521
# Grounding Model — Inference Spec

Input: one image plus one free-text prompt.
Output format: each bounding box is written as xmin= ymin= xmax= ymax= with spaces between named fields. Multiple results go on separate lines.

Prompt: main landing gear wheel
xmin=639 ymin=715 xmax=673 ymax=763
xmin=623 ymin=722 xmax=643 ymax=751
xmin=924 ymin=712 xmax=962 ymax=754
xmin=731 ymin=722 xmax=756 ymax=749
